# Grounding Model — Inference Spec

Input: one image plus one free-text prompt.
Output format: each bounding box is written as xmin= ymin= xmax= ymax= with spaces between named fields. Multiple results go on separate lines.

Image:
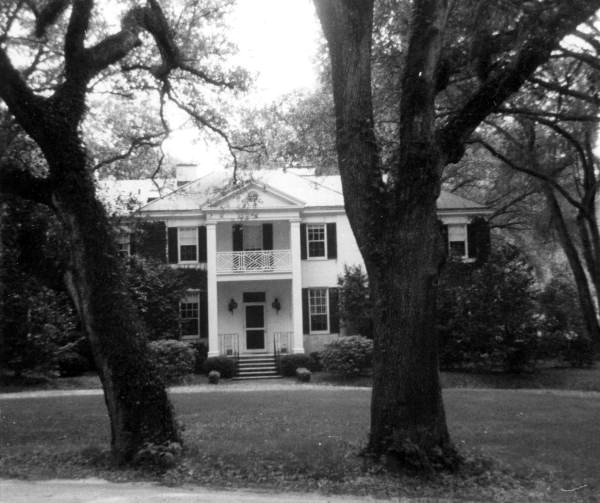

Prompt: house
xmin=108 ymin=168 xmax=490 ymax=376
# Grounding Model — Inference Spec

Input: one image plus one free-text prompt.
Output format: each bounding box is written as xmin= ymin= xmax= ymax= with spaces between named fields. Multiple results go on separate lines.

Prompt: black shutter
xmin=467 ymin=217 xmax=491 ymax=263
xmin=135 ymin=221 xmax=167 ymax=262
xmin=328 ymin=288 xmax=340 ymax=333
xmin=300 ymin=223 xmax=307 ymax=260
xmin=167 ymin=227 xmax=178 ymax=263
xmin=302 ymin=288 xmax=309 ymax=334
xmin=439 ymin=221 xmax=449 ymax=255
xmin=199 ymin=290 xmax=208 ymax=338
xmin=198 ymin=226 xmax=207 ymax=262
xmin=262 ymin=223 xmax=273 ymax=250
xmin=233 ymin=224 xmax=243 ymax=251
xmin=326 ymin=223 xmax=337 ymax=259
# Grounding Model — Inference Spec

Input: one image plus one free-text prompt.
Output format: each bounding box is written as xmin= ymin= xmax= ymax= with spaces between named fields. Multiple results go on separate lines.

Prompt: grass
xmin=1 ymin=387 xmax=600 ymax=501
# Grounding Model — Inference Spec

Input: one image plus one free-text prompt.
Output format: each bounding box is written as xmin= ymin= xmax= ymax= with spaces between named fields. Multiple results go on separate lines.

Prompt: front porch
xmin=206 ymin=279 xmax=304 ymax=358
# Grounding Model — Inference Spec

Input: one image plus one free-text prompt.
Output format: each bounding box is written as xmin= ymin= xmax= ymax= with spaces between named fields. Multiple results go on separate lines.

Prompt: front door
xmin=245 ymin=304 xmax=265 ymax=351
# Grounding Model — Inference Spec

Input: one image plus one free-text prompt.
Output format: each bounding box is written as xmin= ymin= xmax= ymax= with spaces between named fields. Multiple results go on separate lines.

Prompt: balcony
xmin=216 ymin=249 xmax=292 ymax=274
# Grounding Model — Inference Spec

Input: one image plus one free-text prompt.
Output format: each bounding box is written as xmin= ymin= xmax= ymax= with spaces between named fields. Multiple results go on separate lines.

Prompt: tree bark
xmin=51 ymin=147 xmax=181 ymax=462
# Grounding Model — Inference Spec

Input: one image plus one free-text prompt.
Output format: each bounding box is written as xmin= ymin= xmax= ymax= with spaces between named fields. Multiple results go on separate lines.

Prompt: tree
xmin=313 ymin=0 xmax=600 ymax=469
xmin=0 ymin=0 xmax=243 ymax=463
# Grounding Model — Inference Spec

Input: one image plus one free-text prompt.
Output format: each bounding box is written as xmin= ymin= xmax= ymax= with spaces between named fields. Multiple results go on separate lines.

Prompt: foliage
xmin=278 ymin=354 xmax=314 ymax=377
xmin=320 ymin=336 xmax=373 ymax=377
xmin=437 ymin=245 xmax=541 ymax=373
xmin=308 ymin=351 xmax=323 ymax=372
xmin=537 ymin=276 xmax=595 ymax=368
xmin=147 ymin=340 xmax=194 ymax=385
xmin=295 ymin=367 xmax=312 ymax=382
xmin=337 ymin=265 xmax=373 ymax=339
xmin=56 ymin=351 xmax=90 ymax=378
xmin=133 ymin=441 xmax=183 ymax=471
xmin=190 ymin=341 xmax=208 ymax=374
xmin=202 ymin=356 xmax=236 ymax=379
xmin=123 ymin=256 xmax=187 ymax=341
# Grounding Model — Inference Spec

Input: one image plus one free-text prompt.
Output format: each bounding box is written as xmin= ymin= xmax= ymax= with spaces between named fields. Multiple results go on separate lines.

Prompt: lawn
xmin=1 ymin=387 xmax=599 ymax=501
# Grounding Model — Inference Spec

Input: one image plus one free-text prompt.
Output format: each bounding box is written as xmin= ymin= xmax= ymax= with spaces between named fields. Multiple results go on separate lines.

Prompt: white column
xmin=290 ymin=219 xmax=304 ymax=353
xmin=206 ymin=221 xmax=219 ymax=356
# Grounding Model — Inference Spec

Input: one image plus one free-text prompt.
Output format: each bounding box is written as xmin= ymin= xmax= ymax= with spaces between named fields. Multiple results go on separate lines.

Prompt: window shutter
xmin=300 ymin=223 xmax=307 ymax=260
xmin=135 ymin=221 xmax=167 ymax=262
xmin=199 ymin=290 xmax=208 ymax=338
xmin=328 ymin=288 xmax=340 ymax=333
xmin=262 ymin=223 xmax=273 ymax=250
xmin=467 ymin=217 xmax=491 ymax=263
xmin=302 ymin=288 xmax=309 ymax=334
xmin=167 ymin=227 xmax=178 ymax=263
xmin=198 ymin=226 xmax=207 ymax=262
xmin=232 ymin=224 xmax=243 ymax=252
xmin=326 ymin=223 xmax=337 ymax=259
xmin=438 ymin=221 xmax=449 ymax=254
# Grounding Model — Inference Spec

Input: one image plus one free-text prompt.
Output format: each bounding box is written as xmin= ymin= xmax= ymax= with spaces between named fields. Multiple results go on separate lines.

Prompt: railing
xmin=273 ymin=331 xmax=293 ymax=357
xmin=218 ymin=333 xmax=240 ymax=358
xmin=216 ymin=249 xmax=292 ymax=274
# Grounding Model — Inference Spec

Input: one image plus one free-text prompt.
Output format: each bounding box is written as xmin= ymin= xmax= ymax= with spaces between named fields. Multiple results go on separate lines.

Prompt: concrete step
xmin=232 ymin=375 xmax=283 ymax=380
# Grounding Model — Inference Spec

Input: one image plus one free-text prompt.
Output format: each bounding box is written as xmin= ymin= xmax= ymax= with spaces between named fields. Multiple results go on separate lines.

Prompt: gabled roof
xmin=101 ymin=169 xmax=486 ymax=215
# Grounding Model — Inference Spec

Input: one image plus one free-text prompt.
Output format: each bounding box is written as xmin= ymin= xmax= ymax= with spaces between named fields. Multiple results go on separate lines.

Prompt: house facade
xmin=123 ymin=169 xmax=489 ymax=359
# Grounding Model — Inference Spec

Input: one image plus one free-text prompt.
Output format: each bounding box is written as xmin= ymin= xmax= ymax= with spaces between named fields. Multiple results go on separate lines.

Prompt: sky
xmin=162 ymin=0 xmax=323 ymax=168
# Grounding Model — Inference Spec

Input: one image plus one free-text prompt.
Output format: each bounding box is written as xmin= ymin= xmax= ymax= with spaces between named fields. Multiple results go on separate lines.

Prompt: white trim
xmin=306 ymin=223 xmax=328 ymax=259
xmin=243 ymin=301 xmax=267 ymax=353
xmin=178 ymin=226 xmax=198 ymax=264
xmin=308 ymin=287 xmax=330 ymax=335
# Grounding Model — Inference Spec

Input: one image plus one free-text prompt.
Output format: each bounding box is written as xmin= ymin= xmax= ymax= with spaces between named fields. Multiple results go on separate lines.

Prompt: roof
xmin=100 ymin=169 xmax=487 ymax=214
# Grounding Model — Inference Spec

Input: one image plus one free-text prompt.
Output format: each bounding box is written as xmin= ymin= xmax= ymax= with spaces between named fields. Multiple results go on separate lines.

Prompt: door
xmin=245 ymin=304 xmax=265 ymax=350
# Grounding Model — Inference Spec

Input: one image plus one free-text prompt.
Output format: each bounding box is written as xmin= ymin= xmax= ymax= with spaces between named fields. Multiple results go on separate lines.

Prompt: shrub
xmin=296 ymin=367 xmax=311 ymax=382
xmin=147 ymin=339 xmax=194 ymax=385
xmin=202 ymin=356 xmax=236 ymax=378
xmin=278 ymin=354 xmax=313 ymax=377
xmin=308 ymin=351 xmax=323 ymax=372
xmin=56 ymin=351 xmax=90 ymax=377
xmin=208 ymin=370 xmax=220 ymax=384
xmin=321 ymin=335 xmax=373 ymax=377
xmin=190 ymin=341 xmax=208 ymax=374
xmin=337 ymin=265 xmax=373 ymax=338
xmin=437 ymin=245 xmax=540 ymax=373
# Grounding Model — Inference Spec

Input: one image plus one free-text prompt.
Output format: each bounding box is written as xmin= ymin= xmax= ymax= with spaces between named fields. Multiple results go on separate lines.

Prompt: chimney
xmin=175 ymin=163 xmax=199 ymax=187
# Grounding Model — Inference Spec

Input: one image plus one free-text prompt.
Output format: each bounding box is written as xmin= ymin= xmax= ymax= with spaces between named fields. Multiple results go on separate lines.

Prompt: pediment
xmin=205 ymin=182 xmax=304 ymax=210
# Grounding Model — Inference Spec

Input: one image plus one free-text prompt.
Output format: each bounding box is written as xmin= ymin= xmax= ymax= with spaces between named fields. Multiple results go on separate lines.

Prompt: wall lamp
xmin=228 ymin=298 xmax=238 ymax=313
xmin=272 ymin=298 xmax=281 ymax=313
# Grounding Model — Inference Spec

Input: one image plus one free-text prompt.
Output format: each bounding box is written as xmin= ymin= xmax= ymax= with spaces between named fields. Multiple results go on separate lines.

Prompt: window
xmin=307 ymin=224 xmax=326 ymax=258
xmin=309 ymin=288 xmax=329 ymax=333
xmin=116 ymin=233 xmax=130 ymax=257
xmin=180 ymin=292 xmax=199 ymax=339
xmin=179 ymin=227 xmax=197 ymax=262
xmin=448 ymin=224 xmax=468 ymax=259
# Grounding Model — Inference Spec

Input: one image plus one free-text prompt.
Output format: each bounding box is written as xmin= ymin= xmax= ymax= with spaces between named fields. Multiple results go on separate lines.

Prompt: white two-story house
xmin=124 ymin=167 xmax=490 ymax=370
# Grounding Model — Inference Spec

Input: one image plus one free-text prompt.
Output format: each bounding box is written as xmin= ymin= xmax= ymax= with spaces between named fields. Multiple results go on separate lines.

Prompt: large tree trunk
xmin=364 ymin=200 xmax=454 ymax=468
xmin=51 ymin=148 xmax=180 ymax=463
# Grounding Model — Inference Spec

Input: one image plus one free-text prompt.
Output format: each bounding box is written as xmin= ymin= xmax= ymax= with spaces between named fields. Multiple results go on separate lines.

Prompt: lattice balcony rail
xmin=216 ymin=250 xmax=292 ymax=274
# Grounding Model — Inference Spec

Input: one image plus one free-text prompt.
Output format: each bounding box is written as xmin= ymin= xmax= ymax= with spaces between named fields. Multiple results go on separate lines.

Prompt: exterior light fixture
xmin=228 ymin=298 xmax=238 ymax=313
xmin=272 ymin=298 xmax=281 ymax=313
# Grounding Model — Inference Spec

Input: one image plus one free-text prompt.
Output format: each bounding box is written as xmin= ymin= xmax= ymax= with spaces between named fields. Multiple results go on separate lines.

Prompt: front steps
xmin=233 ymin=354 xmax=281 ymax=380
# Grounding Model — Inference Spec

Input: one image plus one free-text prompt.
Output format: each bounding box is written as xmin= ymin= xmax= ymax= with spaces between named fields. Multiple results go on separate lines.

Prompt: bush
xmin=337 ymin=265 xmax=373 ymax=338
xmin=321 ymin=336 xmax=373 ymax=377
xmin=308 ymin=351 xmax=323 ymax=372
xmin=202 ymin=356 xmax=236 ymax=379
xmin=190 ymin=341 xmax=208 ymax=374
xmin=148 ymin=339 xmax=194 ymax=385
xmin=208 ymin=370 xmax=220 ymax=384
xmin=437 ymin=245 xmax=541 ymax=373
xmin=56 ymin=351 xmax=90 ymax=377
xmin=278 ymin=354 xmax=313 ymax=377
xmin=296 ymin=367 xmax=311 ymax=382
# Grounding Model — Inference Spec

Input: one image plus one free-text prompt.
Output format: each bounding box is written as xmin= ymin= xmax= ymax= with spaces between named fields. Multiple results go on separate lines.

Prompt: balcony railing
xmin=216 ymin=249 xmax=292 ymax=274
